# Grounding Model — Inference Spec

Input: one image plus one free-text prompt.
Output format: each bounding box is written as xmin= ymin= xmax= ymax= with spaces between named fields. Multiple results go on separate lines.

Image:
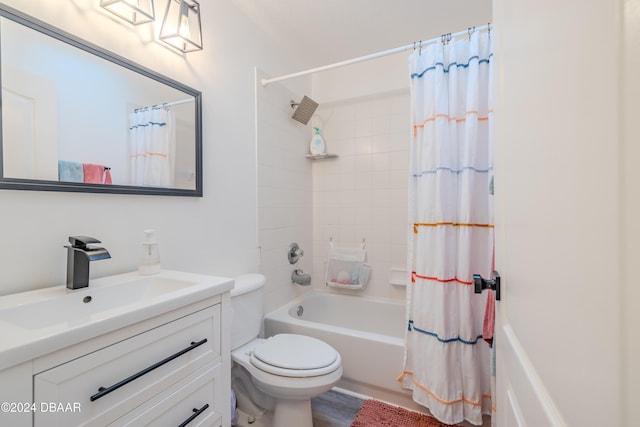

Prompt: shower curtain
xmin=129 ymin=107 xmax=176 ymax=187
xmin=399 ymin=31 xmax=494 ymax=426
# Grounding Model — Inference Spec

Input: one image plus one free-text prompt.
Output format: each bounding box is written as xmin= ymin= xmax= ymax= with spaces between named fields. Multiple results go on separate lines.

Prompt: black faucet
xmin=65 ymin=236 xmax=111 ymax=290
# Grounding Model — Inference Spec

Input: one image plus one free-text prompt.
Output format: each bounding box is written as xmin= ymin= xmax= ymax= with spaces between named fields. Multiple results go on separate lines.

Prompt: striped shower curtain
xmin=399 ymin=31 xmax=494 ymax=425
xmin=129 ymin=107 xmax=176 ymax=187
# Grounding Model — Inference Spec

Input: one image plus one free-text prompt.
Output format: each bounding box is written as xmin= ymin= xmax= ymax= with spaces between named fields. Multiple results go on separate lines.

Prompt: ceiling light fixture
xmin=159 ymin=0 xmax=203 ymax=53
xmin=100 ymin=0 xmax=155 ymax=25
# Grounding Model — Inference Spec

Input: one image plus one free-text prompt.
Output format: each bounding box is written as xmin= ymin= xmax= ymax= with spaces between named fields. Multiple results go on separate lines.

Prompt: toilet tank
xmin=230 ymin=274 xmax=266 ymax=350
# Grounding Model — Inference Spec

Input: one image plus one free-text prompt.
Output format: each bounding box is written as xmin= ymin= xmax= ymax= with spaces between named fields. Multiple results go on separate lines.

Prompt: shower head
xmin=290 ymin=96 xmax=319 ymax=125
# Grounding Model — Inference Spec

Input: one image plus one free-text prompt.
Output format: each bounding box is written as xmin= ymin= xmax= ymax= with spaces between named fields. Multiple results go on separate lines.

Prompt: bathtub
xmin=264 ymin=291 xmax=418 ymax=409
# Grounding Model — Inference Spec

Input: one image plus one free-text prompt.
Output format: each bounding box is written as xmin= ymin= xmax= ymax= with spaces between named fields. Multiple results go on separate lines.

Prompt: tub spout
xmin=292 ymin=269 xmax=311 ymax=286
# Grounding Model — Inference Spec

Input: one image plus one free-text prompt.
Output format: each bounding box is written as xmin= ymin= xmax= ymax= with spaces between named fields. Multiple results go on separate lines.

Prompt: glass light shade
xmin=100 ymin=0 xmax=155 ymax=25
xmin=159 ymin=0 xmax=203 ymax=52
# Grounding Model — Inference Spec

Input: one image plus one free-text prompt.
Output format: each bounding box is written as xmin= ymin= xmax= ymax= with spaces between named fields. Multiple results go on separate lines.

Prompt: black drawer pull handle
xmin=90 ymin=338 xmax=208 ymax=401
xmin=178 ymin=403 xmax=210 ymax=427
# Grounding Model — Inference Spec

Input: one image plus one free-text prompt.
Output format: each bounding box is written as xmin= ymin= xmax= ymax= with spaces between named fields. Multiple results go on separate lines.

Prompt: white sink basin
xmin=1 ymin=275 xmax=197 ymax=329
xmin=0 ymin=270 xmax=233 ymax=371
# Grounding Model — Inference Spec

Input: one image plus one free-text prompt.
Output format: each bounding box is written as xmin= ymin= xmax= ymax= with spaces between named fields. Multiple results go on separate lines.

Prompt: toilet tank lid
xmin=231 ymin=274 xmax=266 ymax=297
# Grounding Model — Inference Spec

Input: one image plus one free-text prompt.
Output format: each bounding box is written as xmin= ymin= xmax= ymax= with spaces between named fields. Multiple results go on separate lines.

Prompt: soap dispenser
xmin=139 ymin=229 xmax=161 ymax=275
xmin=309 ymin=127 xmax=327 ymax=155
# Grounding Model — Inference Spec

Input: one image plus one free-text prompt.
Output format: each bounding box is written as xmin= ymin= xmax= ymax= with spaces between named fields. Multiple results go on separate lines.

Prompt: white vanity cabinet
xmin=0 ymin=290 xmax=231 ymax=427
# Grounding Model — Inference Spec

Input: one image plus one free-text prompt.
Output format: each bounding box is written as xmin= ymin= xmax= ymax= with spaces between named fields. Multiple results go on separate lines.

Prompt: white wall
xmin=312 ymin=53 xmax=408 ymax=104
xmin=0 ymin=0 xmax=304 ymax=296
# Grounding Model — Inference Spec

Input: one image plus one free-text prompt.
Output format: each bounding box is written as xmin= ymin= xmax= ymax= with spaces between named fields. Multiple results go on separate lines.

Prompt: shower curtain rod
xmin=133 ymin=97 xmax=194 ymax=112
xmin=260 ymin=23 xmax=491 ymax=87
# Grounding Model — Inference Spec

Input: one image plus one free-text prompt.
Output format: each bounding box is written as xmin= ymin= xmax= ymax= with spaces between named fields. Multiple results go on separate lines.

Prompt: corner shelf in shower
xmin=305 ymin=153 xmax=338 ymax=160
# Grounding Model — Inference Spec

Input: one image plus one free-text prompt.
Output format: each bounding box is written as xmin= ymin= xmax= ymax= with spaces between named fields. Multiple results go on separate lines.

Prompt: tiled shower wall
xmin=256 ymin=70 xmax=314 ymax=313
xmin=310 ymin=91 xmax=411 ymax=301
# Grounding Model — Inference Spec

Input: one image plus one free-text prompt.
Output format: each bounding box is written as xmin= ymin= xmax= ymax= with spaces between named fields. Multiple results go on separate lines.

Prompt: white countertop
xmin=0 ymin=270 xmax=234 ymax=371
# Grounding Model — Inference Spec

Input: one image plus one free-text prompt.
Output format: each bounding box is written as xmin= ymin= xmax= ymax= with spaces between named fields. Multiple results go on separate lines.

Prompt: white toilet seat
xmin=250 ymin=334 xmax=340 ymax=377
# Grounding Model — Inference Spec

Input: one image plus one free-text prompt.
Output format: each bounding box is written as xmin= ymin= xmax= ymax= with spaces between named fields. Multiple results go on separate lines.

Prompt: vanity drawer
xmin=112 ymin=363 xmax=222 ymax=427
xmin=34 ymin=305 xmax=220 ymax=426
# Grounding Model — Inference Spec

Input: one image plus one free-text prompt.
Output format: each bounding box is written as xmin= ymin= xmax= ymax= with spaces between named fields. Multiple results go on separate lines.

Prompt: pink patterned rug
xmin=351 ymin=400 xmax=456 ymax=427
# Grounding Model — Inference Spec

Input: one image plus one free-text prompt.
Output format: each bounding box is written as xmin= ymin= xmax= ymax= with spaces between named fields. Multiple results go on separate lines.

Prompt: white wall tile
xmin=259 ymin=89 xmax=409 ymax=303
xmin=372 ymin=115 xmax=391 ymax=136
xmin=389 ymin=150 xmax=409 ymax=170
xmin=355 ymin=154 xmax=372 ymax=172
xmin=311 ymin=92 xmax=410 ymax=300
xmin=354 ymin=136 xmax=373 ymax=155
xmin=256 ymin=71 xmax=315 ymax=313
xmin=372 ymin=153 xmax=390 ymax=172
xmin=390 ymin=132 xmax=410 ymax=152
xmin=372 ymin=133 xmax=391 ymax=153
xmin=355 ymin=102 xmax=373 ymax=120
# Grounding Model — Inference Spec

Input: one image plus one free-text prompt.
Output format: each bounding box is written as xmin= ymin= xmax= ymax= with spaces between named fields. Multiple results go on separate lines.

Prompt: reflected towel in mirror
xmin=83 ymin=163 xmax=111 ymax=185
xmin=58 ymin=160 xmax=83 ymax=183
xmin=83 ymin=163 xmax=104 ymax=184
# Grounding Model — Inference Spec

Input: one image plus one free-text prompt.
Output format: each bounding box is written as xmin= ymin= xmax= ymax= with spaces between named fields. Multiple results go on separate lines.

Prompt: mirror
xmin=0 ymin=5 xmax=202 ymax=196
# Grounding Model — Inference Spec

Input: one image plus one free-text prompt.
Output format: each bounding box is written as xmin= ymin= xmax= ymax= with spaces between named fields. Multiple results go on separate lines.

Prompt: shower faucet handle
xmin=288 ymin=243 xmax=304 ymax=264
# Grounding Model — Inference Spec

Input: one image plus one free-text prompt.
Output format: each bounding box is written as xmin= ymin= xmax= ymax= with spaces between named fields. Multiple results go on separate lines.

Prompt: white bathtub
xmin=264 ymin=291 xmax=418 ymax=408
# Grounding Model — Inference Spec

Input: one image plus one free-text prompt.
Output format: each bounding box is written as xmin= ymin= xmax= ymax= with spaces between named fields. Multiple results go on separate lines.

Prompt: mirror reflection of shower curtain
xmin=399 ymin=30 xmax=494 ymax=426
xmin=129 ymin=108 xmax=176 ymax=187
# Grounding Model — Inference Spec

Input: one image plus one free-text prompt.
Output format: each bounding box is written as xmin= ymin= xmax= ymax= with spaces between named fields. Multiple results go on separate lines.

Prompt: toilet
xmin=230 ymin=274 xmax=342 ymax=427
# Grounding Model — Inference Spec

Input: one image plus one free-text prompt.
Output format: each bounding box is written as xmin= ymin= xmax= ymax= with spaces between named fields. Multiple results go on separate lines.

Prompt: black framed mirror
xmin=0 ymin=4 xmax=202 ymax=196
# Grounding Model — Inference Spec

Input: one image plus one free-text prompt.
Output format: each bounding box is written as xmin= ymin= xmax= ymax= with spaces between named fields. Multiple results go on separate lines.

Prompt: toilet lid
xmin=250 ymin=334 xmax=339 ymax=377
